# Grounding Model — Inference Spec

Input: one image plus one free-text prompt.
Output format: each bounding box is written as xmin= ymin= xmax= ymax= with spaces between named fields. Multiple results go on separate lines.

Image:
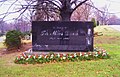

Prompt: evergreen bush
xmin=4 ymin=30 xmax=23 ymax=50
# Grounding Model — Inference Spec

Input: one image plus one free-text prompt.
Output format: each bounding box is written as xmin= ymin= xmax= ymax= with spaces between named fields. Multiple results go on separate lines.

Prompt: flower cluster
xmin=14 ymin=47 xmax=110 ymax=64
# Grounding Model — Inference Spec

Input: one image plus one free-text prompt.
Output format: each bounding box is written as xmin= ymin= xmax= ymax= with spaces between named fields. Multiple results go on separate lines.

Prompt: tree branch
xmin=1 ymin=0 xmax=19 ymax=21
xmin=15 ymin=6 xmax=29 ymax=20
xmin=84 ymin=3 xmax=114 ymax=14
xmin=38 ymin=0 xmax=61 ymax=10
xmin=72 ymin=0 xmax=88 ymax=12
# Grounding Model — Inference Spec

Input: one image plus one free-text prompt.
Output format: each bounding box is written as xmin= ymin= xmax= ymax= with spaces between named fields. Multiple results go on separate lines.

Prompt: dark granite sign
xmin=32 ymin=21 xmax=94 ymax=51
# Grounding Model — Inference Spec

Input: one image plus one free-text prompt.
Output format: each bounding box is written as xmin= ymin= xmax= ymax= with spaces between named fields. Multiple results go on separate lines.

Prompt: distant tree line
xmin=0 ymin=18 xmax=31 ymax=35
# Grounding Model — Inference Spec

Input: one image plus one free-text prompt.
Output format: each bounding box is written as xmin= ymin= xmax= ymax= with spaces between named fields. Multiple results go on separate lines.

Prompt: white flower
xmin=95 ymin=52 xmax=98 ymax=54
xmin=95 ymin=54 xmax=98 ymax=57
xmin=74 ymin=53 xmax=77 ymax=57
xmin=21 ymin=56 xmax=24 ymax=59
xmin=89 ymin=53 xmax=92 ymax=55
xmin=80 ymin=52 xmax=82 ymax=56
xmin=50 ymin=54 xmax=54 ymax=59
xmin=63 ymin=56 xmax=66 ymax=60
xmin=44 ymin=55 xmax=47 ymax=58
xmin=69 ymin=56 xmax=72 ymax=58
xmin=38 ymin=55 xmax=42 ymax=58
xmin=28 ymin=55 xmax=31 ymax=58
xmin=26 ymin=58 xmax=29 ymax=61
xmin=85 ymin=54 xmax=88 ymax=57
xmin=51 ymin=54 xmax=54 ymax=57
xmin=33 ymin=56 xmax=36 ymax=59
xmin=88 ymin=52 xmax=92 ymax=55
xmin=94 ymin=47 xmax=98 ymax=50
xmin=57 ymin=53 xmax=60 ymax=57
xmin=50 ymin=56 xmax=53 ymax=59
xmin=84 ymin=53 xmax=86 ymax=55
xmin=102 ymin=53 xmax=107 ymax=56
xmin=63 ymin=53 xmax=66 ymax=56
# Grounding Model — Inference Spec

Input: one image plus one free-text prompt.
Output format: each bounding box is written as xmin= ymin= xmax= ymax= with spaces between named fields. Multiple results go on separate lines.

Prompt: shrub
xmin=4 ymin=30 xmax=23 ymax=50
xmin=91 ymin=18 xmax=97 ymax=28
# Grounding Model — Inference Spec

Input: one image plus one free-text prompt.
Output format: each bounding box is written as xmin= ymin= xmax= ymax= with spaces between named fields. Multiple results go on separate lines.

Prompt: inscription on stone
xmin=32 ymin=21 xmax=94 ymax=51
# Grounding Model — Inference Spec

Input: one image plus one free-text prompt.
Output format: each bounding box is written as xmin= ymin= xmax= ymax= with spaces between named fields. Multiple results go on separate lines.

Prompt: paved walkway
xmin=109 ymin=25 xmax=120 ymax=32
xmin=0 ymin=36 xmax=5 ymax=42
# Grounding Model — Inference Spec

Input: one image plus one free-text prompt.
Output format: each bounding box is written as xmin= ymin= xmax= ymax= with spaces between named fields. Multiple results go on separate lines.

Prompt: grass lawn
xmin=0 ymin=26 xmax=120 ymax=77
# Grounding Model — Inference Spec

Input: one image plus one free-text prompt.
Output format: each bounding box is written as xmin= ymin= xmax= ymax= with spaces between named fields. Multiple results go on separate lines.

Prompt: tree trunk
xmin=60 ymin=12 xmax=71 ymax=21
xmin=59 ymin=0 xmax=72 ymax=21
xmin=60 ymin=9 xmax=72 ymax=21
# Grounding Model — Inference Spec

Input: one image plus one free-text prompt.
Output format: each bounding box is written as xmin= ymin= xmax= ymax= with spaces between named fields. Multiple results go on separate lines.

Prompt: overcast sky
xmin=92 ymin=0 xmax=120 ymax=15
xmin=0 ymin=0 xmax=120 ymax=21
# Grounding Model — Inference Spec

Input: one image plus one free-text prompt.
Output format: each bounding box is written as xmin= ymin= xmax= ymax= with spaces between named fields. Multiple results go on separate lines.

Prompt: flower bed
xmin=14 ymin=47 xmax=110 ymax=64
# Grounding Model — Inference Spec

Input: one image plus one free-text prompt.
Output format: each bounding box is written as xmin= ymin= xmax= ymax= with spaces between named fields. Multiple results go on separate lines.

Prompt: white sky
xmin=0 ymin=0 xmax=120 ymax=22
xmin=92 ymin=0 xmax=120 ymax=16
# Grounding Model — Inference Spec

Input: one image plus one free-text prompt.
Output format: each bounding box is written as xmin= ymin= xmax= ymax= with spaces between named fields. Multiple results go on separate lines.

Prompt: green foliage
xmin=91 ymin=18 xmax=97 ymax=28
xmin=4 ymin=30 xmax=23 ymax=50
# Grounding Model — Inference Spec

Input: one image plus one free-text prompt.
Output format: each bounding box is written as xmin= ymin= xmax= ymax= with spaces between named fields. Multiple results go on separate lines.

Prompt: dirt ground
xmin=0 ymin=42 xmax=32 ymax=56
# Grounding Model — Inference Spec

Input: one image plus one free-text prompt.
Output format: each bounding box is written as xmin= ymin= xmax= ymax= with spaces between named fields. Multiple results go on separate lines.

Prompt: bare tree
xmin=0 ymin=0 xmax=36 ymax=21
xmin=34 ymin=0 xmax=89 ymax=21
xmin=71 ymin=1 xmax=92 ymax=21
xmin=0 ymin=19 xmax=5 ymax=33
xmin=33 ymin=1 xmax=60 ymax=21
xmin=0 ymin=0 xmax=90 ymax=21
xmin=108 ymin=15 xmax=118 ymax=25
xmin=94 ymin=5 xmax=110 ymax=25
xmin=0 ymin=0 xmax=111 ymax=22
xmin=13 ymin=17 xmax=31 ymax=32
xmin=0 ymin=19 xmax=9 ymax=34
